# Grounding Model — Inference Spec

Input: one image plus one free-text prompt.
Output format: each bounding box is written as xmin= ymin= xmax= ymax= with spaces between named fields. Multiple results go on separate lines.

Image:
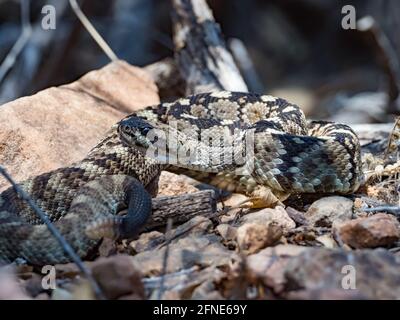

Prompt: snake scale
xmin=0 ymin=91 xmax=362 ymax=265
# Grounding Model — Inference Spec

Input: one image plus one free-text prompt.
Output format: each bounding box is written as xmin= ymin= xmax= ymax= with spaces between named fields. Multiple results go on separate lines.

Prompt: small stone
xmin=219 ymin=208 xmax=246 ymax=224
xmin=129 ymin=231 xmax=165 ymax=253
xmin=305 ymin=196 xmax=353 ymax=227
xmin=286 ymin=288 xmax=367 ymax=300
xmin=216 ymin=224 xmax=237 ymax=241
xmin=224 ymin=193 xmax=249 ymax=207
xmin=315 ymin=234 xmax=337 ymax=248
xmin=158 ymin=171 xmax=199 ymax=196
xmin=98 ymin=238 xmax=117 ymax=257
xmin=283 ymin=247 xmax=400 ymax=299
xmin=240 ymin=206 xmax=295 ymax=232
xmin=334 ymin=213 xmax=400 ymax=248
xmin=236 ymin=222 xmax=282 ymax=254
xmin=285 ymin=206 xmax=307 ymax=225
xmin=246 ymin=245 xmax=308 ymax=293
xmin=131 ymin=235 xmax=239 ymax=276
xmin=51 ymin=288 xmax=73 ymax=300
xmin=0 ymin=267 xmax=31 ymax=300
xmin=34 ymin=293 xmax=50 ymax=300
xmin=91 ymin=255 xmax=145 ymax=300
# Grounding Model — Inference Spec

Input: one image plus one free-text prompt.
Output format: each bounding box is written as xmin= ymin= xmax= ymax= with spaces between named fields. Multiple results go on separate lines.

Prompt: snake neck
xmin=141 ymin=126 xmax=254 ymax=175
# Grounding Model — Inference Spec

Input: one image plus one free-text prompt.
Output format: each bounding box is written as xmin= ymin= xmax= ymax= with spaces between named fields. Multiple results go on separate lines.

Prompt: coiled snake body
xmin=0 ymin=91 xmax=362 ymax=265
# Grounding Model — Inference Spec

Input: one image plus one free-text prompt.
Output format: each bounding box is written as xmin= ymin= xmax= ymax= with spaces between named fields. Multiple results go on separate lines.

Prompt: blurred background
xmin=0 ymin=0 xmax=399 ymax=124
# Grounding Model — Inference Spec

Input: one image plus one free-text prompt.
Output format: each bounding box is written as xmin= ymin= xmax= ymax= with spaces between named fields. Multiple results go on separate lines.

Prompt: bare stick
xmin=357 ymin=16 xmax=400 ymax=109
xmin=0 ymin=166 xmax=105 ymax=300
xmin=69 ymin=0 xmax=118 ymax=61
xmin=228 ymin=38 xmax=263 ymax=93
xmin=0 ymin=0 xmax=32 ymax=84
xmin=157 ymin=218 xmax=173 ymax=300
xmin=362 ymin=205 xmax=400 ymax=217
xmin=171 ymin=0 xmax=248 ymax=94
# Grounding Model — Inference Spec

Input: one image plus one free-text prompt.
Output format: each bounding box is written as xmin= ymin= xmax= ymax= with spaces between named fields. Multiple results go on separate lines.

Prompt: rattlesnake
xmin=0 ymin=91 xmax=362 ymax=265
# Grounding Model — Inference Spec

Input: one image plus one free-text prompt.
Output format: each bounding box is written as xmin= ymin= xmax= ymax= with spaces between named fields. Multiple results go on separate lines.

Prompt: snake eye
xmin=141 ymin=126 xmax=151 ymax=136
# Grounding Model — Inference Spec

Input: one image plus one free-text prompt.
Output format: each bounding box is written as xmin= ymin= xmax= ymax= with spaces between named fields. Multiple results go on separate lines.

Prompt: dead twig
xmin=171 ymin=0 xmax=248 ymax=94
xmin=0 ymin=0 xmax=32 ymax=84
xmin=157 ymin=218 xmax=173 ymax=300
xmin=228 ymin=38 xmax=263 ymax=94
xmin=0 ymin=166 xmax=105 ymax=300
xmin=362 ymin=205 xmax=400 ymax=217
xmin=357 ymin=16 xmax=400 ymax=111
xmin=69 ymin=0 xmax=118 ymax=61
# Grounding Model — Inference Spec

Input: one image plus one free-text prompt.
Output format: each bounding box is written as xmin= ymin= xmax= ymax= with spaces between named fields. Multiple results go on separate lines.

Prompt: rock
xmin=240 ymin=206 xmax=295 ymax=232
xmin=246 ymin=245 xmax=309 ymax=293
xmin=219 ymin=207 xmax=248 ymax=224
xmin=91 ymin=255 xmax=145 ymax=300
xmin=23 ymin=273 xmax=45 ymax=298
xmin=51 ymin=288 xmax=73 ymax=300
xmin=34 ymin=293 xmax=50 ymax=300
xmin=285 ymin=206 xmax=308 ymax=226
xmin=223 ymin=193 xmax=249 ymax=207
xmin=334 ymin=213 xmax=400 ymax=249
xmin=315 ymin=234 xmax=338 ymax=248
xmin=158 ymin=171 xmax=200 ymax=196
xmin=286 ymin=288 xmax=367 ymax=300
xmin=145 ymin=266 xmax=226 ymax=300
xmin=0 ymin=60 xmax=159 ymax=191
xmin=191 ymin=280 xmax=224 ymax=300
xmin=305 ymin=196 xmax=353 ymax=227
xmin=98 ymin=238 xmax=117 ymax=257
xmin=216 ymin=224 xmax=237 ymax=241
xmin=132 ymin=235 xmax=239 ymax=276
xmin=283 ymin=248 xmax=400 ymax=299
xmin=129 ymin=231 xmax=165 ymax=253
xmin=236 ymin=222 xmax=282 ymax=254
xmin=172 ymin=216 xmax=213 ymax=237
xmin=0 ymin=267 xmax=31 ymax=299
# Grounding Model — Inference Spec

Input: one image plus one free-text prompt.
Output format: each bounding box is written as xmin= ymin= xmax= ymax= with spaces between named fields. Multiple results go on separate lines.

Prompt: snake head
xmin=118 ymin=116 xmax=155 ymax=150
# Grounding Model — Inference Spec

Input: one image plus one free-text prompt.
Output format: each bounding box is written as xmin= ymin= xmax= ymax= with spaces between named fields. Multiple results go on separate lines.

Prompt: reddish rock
xmin=335 ymin=213 xmax=400 ymax=248
xmin=236 ymin=222 xmax=282 ymax=254
xmin=246 ymin=245 xmax=308 ymax=293
xmin=91 ymin=255 xmax=145 ymax=300
xmin=240 ymin=206 xmax=296 ymax=232
xmin=0 ymin=60 xmax=159 ymax=190
xmin=283 ymin=247 xmax=400 ymax=299
xmin=158 ymin=171 xmax=199 ymax=196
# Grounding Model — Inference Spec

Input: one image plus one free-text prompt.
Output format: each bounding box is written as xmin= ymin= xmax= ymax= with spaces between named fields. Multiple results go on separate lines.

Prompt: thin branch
xmin=171 ymin=0 xmax=248 ymax=94
xmin=228 ymin=38 xmax=264 ymax=94
xmin=143 ymin=266 xmax=198 ymax=289
xmin=362 ymin=205 xmax=400 ymax=217
xmin=69 ymin=0 xmax=118 ymax=61
xmin=0 ymin=0 xmax=32 ymax=84
xmin=157 ymin=218 xmax=173 ymax=300
xmin=0 ymin=166 xmax=105 ymax=300
xmin=357 ymin=16 xmax=400 ymax=108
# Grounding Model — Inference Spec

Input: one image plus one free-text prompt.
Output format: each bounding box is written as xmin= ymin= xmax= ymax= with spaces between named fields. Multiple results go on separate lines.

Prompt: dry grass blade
xmin=0 ymin=0 xmax=32 ymax=84
xmin=157 ymin=218 xmax=173 ymax=300
xmin=69 ymin=0 xmax=118 ymax=61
